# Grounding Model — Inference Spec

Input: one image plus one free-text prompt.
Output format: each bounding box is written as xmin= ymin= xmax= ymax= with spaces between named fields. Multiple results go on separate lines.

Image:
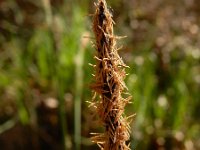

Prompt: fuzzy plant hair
xmin=90 ymin=0 xmax=132 ymax=150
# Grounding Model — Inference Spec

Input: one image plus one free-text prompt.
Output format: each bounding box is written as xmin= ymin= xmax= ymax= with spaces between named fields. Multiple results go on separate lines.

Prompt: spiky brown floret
xmin=91 ymin=0 xmax=132 ymax=150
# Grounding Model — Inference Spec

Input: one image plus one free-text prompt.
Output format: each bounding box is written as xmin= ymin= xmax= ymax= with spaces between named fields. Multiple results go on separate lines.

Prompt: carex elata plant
xmin=90 ymin=0 xmax=133 ymax=149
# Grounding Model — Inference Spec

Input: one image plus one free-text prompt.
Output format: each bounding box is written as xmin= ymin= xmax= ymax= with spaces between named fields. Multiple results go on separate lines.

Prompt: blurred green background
xmin=0 ymin=0 xmax=199 ymax=149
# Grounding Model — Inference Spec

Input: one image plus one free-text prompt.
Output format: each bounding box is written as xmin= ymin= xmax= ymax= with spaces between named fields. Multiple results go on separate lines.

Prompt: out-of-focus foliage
xmin=0 ymin=0 xmax=199 ymax=150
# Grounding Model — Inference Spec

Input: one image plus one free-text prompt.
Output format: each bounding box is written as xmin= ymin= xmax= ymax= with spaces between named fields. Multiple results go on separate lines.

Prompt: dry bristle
xmin=91 ymin=0 xmax=132 ymax=149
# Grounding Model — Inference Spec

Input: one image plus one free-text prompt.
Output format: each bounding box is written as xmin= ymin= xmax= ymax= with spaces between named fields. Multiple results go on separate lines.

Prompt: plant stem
xmin=74 ymin=37 xmax=85 ymax=150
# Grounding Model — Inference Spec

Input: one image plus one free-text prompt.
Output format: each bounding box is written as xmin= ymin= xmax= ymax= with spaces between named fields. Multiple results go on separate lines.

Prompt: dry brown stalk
xmin=90 ymin=0 xmax=132 ymax=150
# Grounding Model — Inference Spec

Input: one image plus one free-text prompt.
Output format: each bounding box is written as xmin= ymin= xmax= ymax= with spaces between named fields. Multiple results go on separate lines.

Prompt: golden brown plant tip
xmin=91 ymin=0 xmax=132 ymax=149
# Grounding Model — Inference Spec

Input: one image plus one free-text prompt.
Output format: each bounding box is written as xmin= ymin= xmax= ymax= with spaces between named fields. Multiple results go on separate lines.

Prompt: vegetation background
xmin=0 ymin=0 xmax=199 ymax=149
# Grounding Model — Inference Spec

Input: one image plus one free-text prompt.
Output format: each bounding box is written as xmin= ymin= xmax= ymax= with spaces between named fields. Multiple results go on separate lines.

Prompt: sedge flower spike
xmin=90 ymin=0 xmax=132 ymax=150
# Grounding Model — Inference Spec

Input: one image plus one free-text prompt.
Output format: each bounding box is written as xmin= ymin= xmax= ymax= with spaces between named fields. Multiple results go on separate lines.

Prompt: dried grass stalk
xmin=91 ymin=0 xmax=131 ymax=149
